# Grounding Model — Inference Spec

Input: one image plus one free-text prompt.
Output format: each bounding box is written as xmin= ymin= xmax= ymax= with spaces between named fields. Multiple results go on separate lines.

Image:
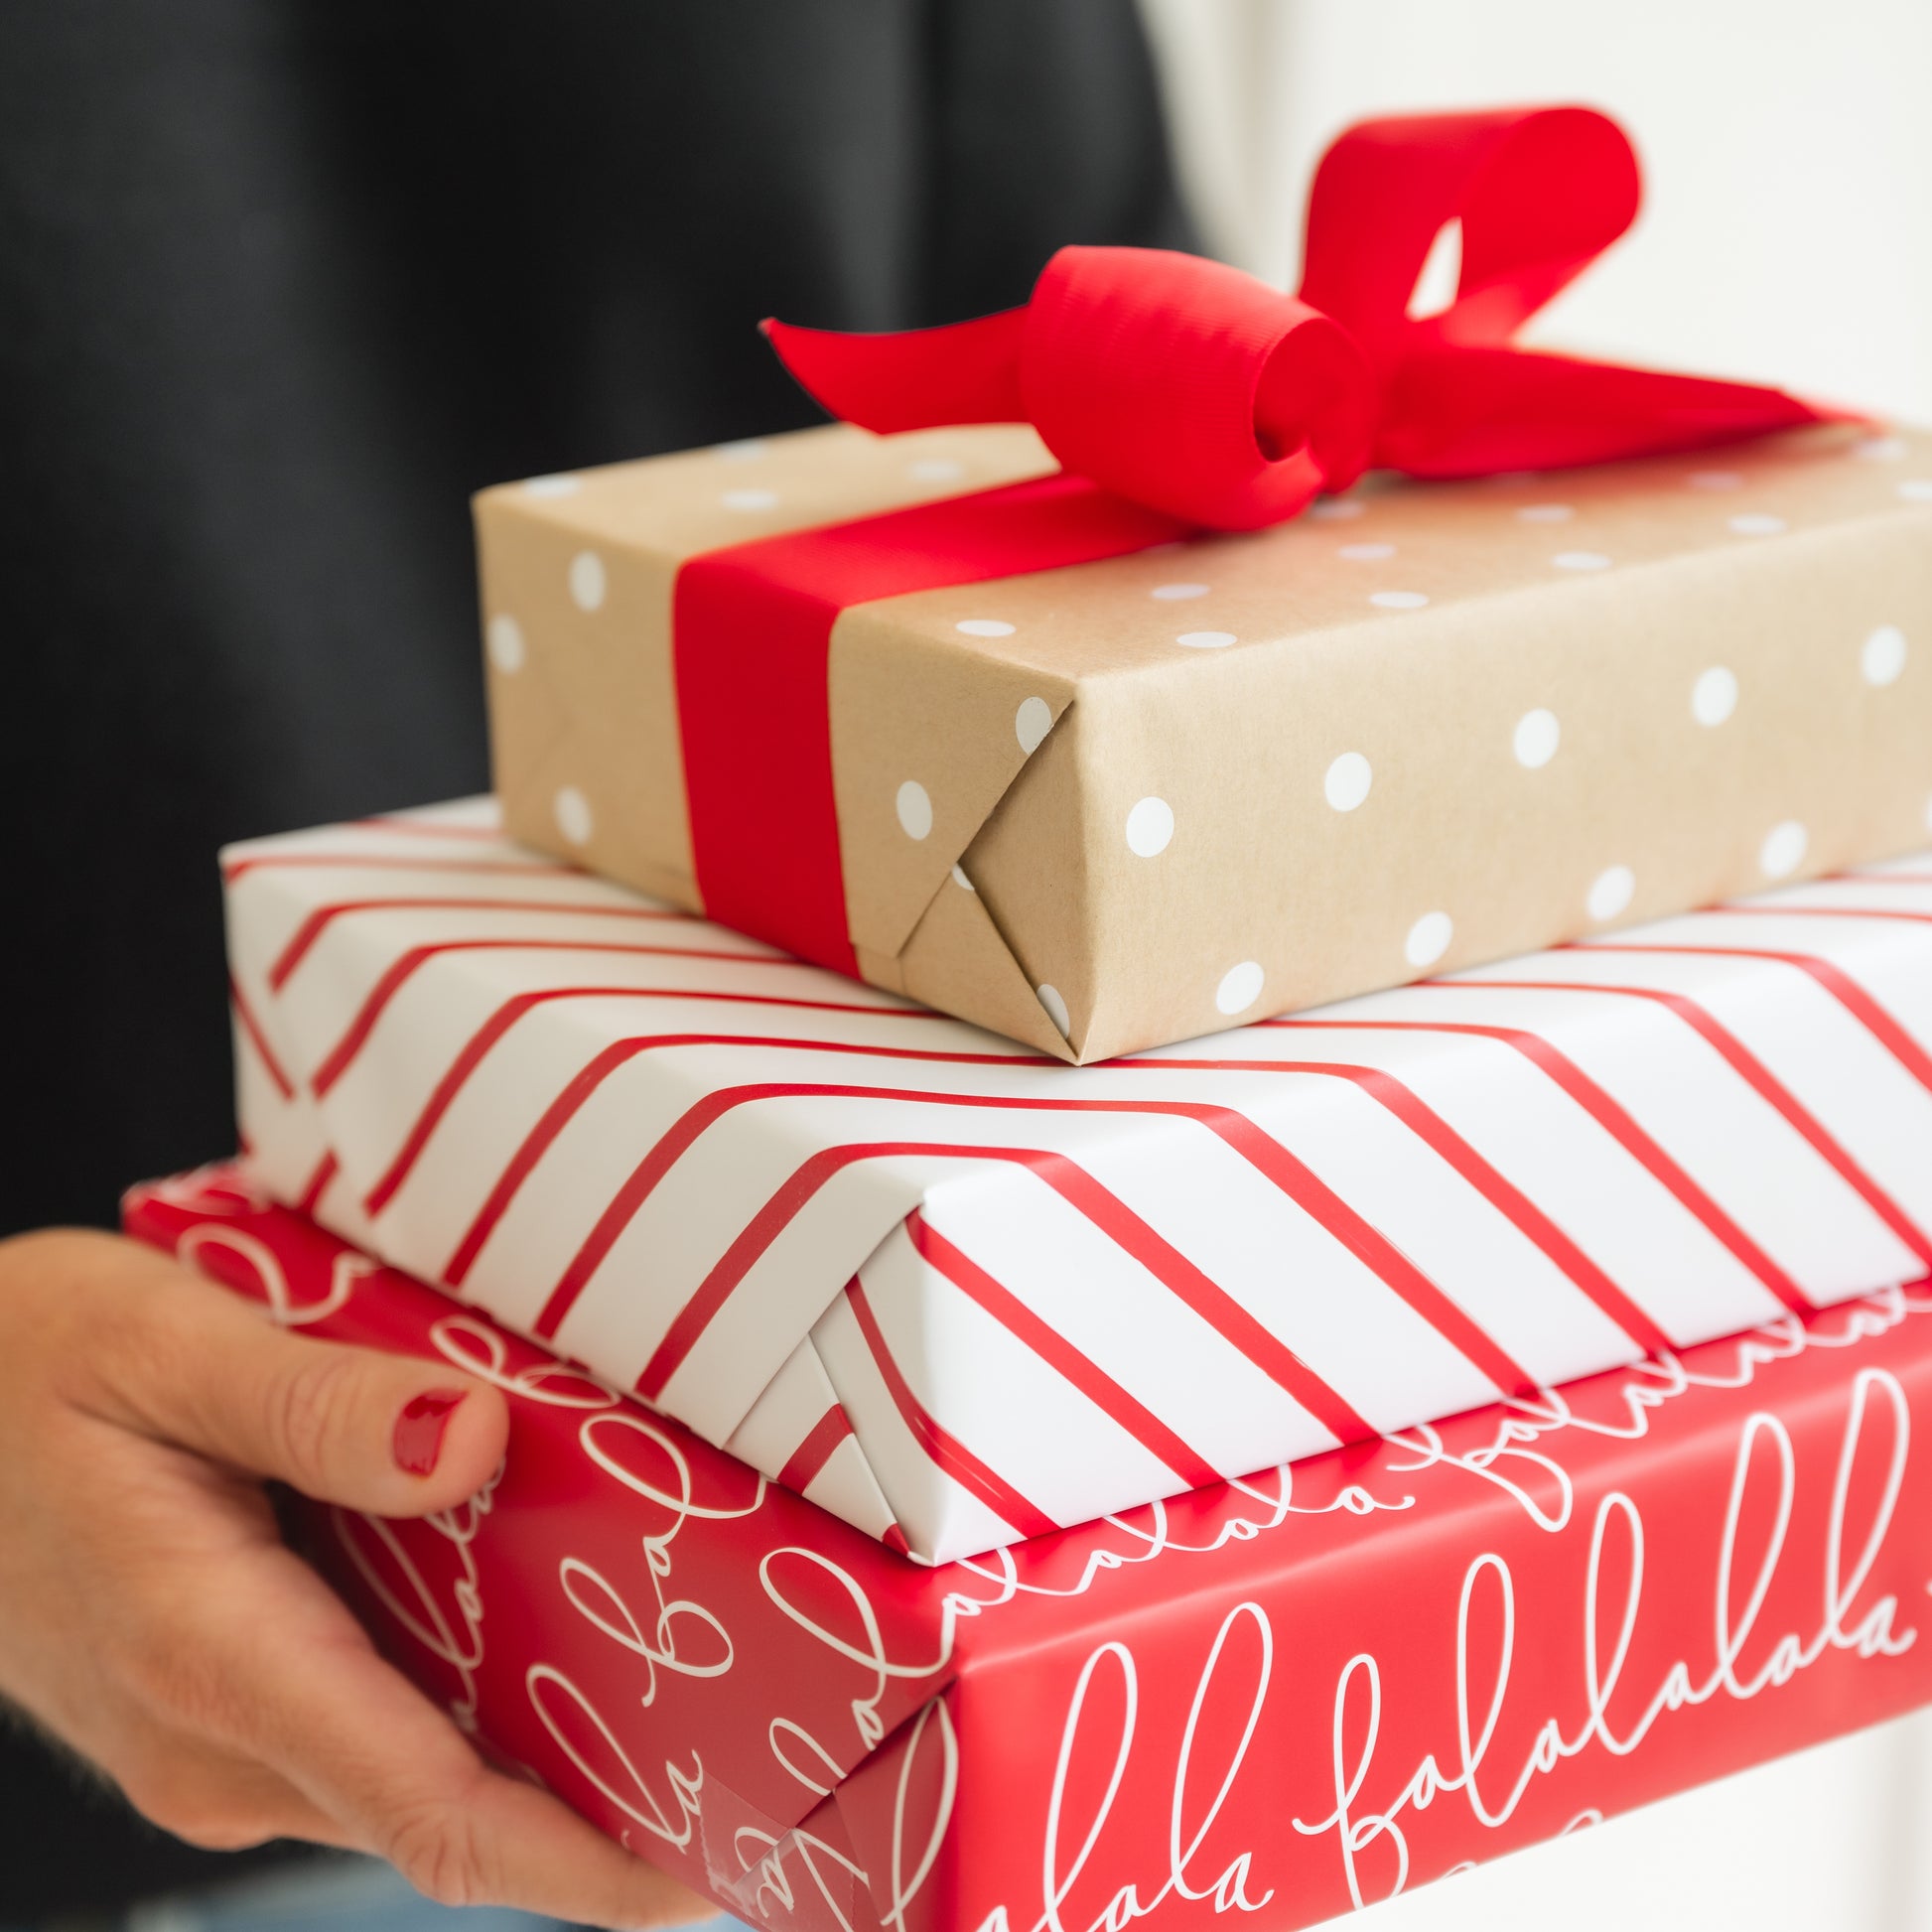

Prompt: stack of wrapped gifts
xmin=127 ymin=108 xmax=1932 ymax=1930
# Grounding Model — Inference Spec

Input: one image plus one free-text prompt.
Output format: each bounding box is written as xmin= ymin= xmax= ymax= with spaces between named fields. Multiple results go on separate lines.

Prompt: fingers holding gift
xmin=68 ymin=1235 xmax=509 ymax=1516
xmin=207 ymin=1610 xmax=708 ymax=1926
xmin=105 ymin=1727 xmax=355 ymax=1855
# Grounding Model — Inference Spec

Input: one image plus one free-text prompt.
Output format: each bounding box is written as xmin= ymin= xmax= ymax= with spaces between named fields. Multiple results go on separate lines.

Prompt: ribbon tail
xmin=1375 ymin=344 xmax=1845 ymax=477
xmin=762 ymin=307 xmax=1030 ymax=435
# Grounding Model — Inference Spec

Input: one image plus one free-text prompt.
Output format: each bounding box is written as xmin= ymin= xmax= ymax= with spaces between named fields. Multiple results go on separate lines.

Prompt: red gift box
xmin=128 ymin=1166 xmax=1932 ymax=1932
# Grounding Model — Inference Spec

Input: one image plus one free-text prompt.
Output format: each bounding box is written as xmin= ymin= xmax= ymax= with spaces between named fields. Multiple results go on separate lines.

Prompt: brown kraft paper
xmin=475 ymin=420 xmax=1932 ymax=1062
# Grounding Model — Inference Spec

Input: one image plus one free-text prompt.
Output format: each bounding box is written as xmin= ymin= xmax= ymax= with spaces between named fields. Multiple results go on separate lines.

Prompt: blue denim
xmin=39 ymin=1858 xmax=746 ymax=1932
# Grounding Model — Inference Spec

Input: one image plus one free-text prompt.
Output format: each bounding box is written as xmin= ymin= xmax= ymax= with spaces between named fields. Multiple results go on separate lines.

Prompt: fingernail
xmin=392 ymin=1388 xmax=467 ymax=1476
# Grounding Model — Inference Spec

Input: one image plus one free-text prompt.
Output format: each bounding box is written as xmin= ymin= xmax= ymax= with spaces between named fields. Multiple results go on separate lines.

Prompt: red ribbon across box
xmin=673 ymin=104 xmax=1833 ymax=978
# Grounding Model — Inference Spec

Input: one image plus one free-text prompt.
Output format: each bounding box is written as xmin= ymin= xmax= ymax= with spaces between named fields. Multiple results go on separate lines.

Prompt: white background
xmin=1138 ymin=0 xmax=1932 ymax=424
xmin=1134 ymin=4 xmax=1932 ymax=1922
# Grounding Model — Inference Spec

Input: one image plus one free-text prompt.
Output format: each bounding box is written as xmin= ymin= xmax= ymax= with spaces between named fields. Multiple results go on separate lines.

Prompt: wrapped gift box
xmin=127 ymin=1170 xmax=1932 ymax=1932
xmin=224 ymin=803 xmax=1932 ymax=1563
xmin=477 ymin=419 xmax=1932 ymax=1062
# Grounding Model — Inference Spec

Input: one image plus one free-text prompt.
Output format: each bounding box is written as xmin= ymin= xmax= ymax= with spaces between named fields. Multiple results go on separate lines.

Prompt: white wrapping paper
xmin=224 ymin=798 xmax=1932 ymax=1562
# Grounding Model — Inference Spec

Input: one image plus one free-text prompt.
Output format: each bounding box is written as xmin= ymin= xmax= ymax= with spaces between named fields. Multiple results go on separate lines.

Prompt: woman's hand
xmin=0 ymin=1226 xmax=709 ymax=1930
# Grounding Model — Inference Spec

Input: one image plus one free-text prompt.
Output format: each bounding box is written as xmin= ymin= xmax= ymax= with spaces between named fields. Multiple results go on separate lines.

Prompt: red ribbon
xmin=677 ymin=105 xmax=1832 ymax=979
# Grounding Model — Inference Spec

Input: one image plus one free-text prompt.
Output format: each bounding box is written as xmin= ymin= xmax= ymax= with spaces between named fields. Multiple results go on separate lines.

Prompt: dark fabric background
xmin=0 ymin=0 xmax=1193 ymax=1915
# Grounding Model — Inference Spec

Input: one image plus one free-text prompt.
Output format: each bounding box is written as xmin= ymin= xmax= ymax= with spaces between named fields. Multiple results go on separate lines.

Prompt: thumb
xmin=73 ymin=1233 xmax=510 ymax=1517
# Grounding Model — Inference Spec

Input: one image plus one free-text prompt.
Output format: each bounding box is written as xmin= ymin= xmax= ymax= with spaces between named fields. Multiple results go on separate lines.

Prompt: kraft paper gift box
xmin=223 ymin=803 xmax=1932 ymax=1564
xmin=476 ymin=420 xmax=1932 ymax=1065
xmin=127 ymin=1170 xmax=1932 ymax=1932
xmin=471 ymin=102 xmax=1932 ymax=1067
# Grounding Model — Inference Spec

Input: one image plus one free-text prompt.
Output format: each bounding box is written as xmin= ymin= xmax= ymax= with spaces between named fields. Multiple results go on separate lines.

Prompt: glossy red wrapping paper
xmin=128 ymin=1168 xmax=1932 ymax=1932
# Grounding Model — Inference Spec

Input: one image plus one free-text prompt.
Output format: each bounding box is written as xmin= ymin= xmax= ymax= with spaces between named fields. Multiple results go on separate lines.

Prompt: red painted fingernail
xmin=392 ymin=1388 xmax=467 ymax=1476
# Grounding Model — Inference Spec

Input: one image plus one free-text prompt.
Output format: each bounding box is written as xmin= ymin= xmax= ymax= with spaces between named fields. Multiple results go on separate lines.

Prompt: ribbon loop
xmin=768 ymin=246 xmax=1376 ymax=531
xmin=1299 ymin=105 xmax=1826 ymax=476
xmin=763 ymin=103 xmax=1833 ymax=517
xmin=1301 ymin=106 xmax=1641 ymax=360
xmin=1019 ymin=245 xmax=1375 ymax=529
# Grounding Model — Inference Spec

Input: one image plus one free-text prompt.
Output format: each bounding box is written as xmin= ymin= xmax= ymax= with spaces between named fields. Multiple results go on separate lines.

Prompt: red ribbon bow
xmin=765 ymin=105 xmax=1827 ymax=530
xmin=674 ymin=105 xmax=1838 ymax=991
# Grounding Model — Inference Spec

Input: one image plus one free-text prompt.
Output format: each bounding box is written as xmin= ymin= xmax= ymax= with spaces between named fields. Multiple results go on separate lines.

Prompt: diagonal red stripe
xmin=309 ymin=938 xmax=816 ymax=1096
xmin=296 ymin=1151 xmax=340 ymax=1219
xmin=223 ymin=853 xmax=569 ymax=883
xmin=269 ymin=897 xmax=694 ymax=991
xmin=228 ymin=975 xmax=294 ymax=1101
xmin=1707 ymin=903 xmax=1932 ymax=927
xmin=1269 ymin=1016 xmax=1813 ymax=1313
xmin=904 ymin=1210 xmax=1223 ymax=1489
xmin=431 ymin=1004 xmax=948 ymax=1277
xmin=544 ymin=1078 xmax=1507 ymax=1416
xmin=1470 ymin=978 xmax=1932 ymax=1270
xmin=1170 ymin=1054 xmax=1673 ymax=1355
xmin=1578 ymin=943 xmax=1932 ymax=1096
xmin=388 ymin=995 xmax=1657 ymax=1356
xmin=842 ymin=1276 xmax=1058 ymax=1541
xmin=1184 ymin=1106 xmax=1539 ymax=1397
xmin=529 ymin=1081 xmax=1460 ymax=1445
xmin=589 ymin=1130 xmax=1369 ymax=1448
xmin=397 ymin=1029 xmax=1036 ymax=1229
xmin=775 ymin=1403 xmax=857 ymax=1495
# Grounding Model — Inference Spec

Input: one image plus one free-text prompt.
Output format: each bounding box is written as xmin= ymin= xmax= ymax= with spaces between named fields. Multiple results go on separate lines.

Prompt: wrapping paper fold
xmin=477 ymin=419 xmax=1932 ymax=1061
xmin=128 ymin=1171 xmax=1932 ymax=1932
xmin=225 ymin=802 xmax=1932 ymax=1563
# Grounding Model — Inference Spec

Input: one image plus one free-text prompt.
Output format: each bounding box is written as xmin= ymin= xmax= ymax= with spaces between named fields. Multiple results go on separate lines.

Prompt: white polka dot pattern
xmin=486 ymin=615 xmax=525 ymax=674
xmin=1406 ymin=911 xmax=1452 ymax=969
xmin=1863 ymin=625 xmax=1907 ymax=687
xmin=1759 ymin=819 xmax=1808 ymax=880
xmin=553 ymin=786 xmax=593 ymax=846
xmin=1035 ymin=983 xmax=1070 ymax=1036
xmin=1513 ymin=709 xmax=1560 ymax=768
xmin=568 ymin=551 xmax=606 ymax=612
xmin=1323 ymin=752 xmax=1372 ymax=812
xmin=1692 ymin=666 xmax=1738 ymax=727
xmin=1125 ymin=797 xmax=1174 ymax=857
xmin=896 ymin=781 xmax=933 ymax=841
xmin=1587 ymin=865 xmax=1635 ymax=922
xmin=1215 ymin=960 xmax=1265 ymax=1015
xmin=477 ymin=420 xmax=1932 ymax=1073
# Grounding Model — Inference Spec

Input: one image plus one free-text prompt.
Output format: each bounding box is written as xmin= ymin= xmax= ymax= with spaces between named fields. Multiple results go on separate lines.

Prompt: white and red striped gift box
xmin=224 ymin=798 xmax=1932 ymax=1563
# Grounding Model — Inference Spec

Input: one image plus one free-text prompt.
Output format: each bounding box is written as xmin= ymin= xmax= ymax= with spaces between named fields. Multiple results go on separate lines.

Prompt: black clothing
xmin=0 ymin=0 xmax=1192 ymax=1916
